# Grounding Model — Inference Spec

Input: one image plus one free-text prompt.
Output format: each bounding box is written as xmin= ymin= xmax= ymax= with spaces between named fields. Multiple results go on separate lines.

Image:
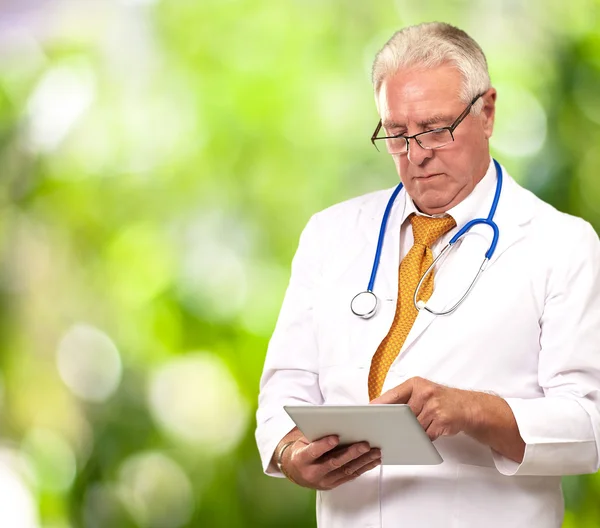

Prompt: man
xmin=255 ymin=22 xmax=600 ymax=528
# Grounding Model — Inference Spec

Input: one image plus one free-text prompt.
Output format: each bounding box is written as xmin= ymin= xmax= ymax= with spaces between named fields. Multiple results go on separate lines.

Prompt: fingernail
xmin=329 ymin=437 xmax=338 ymax=446
xmin=359 ymin=445 xmax=369 ymax=454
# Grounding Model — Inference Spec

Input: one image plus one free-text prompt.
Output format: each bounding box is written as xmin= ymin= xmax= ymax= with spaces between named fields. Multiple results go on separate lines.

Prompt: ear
xmin=481 ymin=88 xmax=497 ymax=139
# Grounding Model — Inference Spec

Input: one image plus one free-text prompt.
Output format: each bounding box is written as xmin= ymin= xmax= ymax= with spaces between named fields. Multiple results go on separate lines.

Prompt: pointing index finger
xmin=370 ymin=379 xmax=413 ymax=405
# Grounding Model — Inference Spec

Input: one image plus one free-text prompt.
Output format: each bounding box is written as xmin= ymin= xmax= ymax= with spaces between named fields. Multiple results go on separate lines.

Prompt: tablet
xmin=284 ymin=404 xmax=442 ymax=465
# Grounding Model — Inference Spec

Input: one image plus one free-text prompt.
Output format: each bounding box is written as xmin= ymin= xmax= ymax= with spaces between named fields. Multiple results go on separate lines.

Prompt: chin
xmin=414 ymin=193 xmax=454 ymax=214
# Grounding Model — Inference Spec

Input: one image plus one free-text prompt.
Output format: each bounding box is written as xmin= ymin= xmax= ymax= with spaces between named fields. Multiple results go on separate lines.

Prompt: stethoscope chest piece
xmin=350 ymin=290 xmax=378 ymax=319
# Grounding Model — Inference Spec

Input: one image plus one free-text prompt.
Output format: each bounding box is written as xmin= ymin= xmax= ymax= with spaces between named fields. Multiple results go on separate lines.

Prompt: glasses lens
xmin=383 ymin=137 xmax=407 ymax=154
xmin=417 ymin=129 xmax=453 ymax=149
xmin=373 ymin=127 xmax=454 ymax=154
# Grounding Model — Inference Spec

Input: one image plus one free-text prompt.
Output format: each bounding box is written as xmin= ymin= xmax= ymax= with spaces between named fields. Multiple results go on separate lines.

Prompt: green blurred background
xmin=0 ymin=0 xmax=599 ymax=526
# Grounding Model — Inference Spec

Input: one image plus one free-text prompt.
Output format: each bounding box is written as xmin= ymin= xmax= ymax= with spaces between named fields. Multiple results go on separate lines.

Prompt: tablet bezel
xmin=284 ymin=404 xmax=443 ymax=465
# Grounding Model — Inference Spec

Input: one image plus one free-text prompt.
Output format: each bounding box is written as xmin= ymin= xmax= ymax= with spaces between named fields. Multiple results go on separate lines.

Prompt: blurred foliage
xmin=0 ymin=0 xmax=598 ymax=526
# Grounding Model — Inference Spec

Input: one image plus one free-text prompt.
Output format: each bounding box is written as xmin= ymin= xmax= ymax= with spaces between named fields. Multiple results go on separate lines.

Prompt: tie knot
xmin=410 ymin=214 xmax=456 ymax=247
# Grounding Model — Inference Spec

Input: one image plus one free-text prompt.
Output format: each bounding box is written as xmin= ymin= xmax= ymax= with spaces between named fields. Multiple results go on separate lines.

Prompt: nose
xmin=407 ymin=137 xmax=434 ymax=166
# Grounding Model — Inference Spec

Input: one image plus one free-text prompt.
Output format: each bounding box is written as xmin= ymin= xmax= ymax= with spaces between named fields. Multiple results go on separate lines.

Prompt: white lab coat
xmin=255 ymin=161 xmax=600 ymax=528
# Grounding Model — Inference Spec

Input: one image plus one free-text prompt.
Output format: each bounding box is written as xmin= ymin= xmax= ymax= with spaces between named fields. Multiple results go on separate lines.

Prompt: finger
xmin=328 ymin=455 xmax=382 ymax=488
xmin=416 ymin=408 xmax=433 ymax=431
xmin=405 ymin=391 xmax=426 ymax=416
xmin=325 ymin=448 xmax=381 ymax=485
xmin=334 ymin=448 xmax=381 ymax=478
xmin=425 ymin=423 xmax=441 ymax=441
xmin=322 ymin=442 xmax=371 ymax=473
xmin=302 ymin=435 xmax=340 ymax=461
xmin=298 ymin=441 xmax=370 ymax=488
xmin=293 ymin=435 xmax=310 ymax=448
xmin=370 ymin=379 xmax=413 ymax=405
xmin=354 ymin=455 xmax=382 ymax=476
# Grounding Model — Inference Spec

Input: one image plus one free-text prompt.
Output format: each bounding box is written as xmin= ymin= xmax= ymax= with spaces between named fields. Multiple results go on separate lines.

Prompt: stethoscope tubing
xmin=367 ymin=182 xmax=404 ymax=293
xmin=351 ymin=158 xmax=503 ymax=318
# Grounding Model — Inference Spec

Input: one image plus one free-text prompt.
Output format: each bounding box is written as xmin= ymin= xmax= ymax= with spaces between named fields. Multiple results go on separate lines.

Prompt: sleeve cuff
xmin=255 ymin=413 xmax=297 ymax=477
xmin=492 ymin=397 xmax=598 ymax=476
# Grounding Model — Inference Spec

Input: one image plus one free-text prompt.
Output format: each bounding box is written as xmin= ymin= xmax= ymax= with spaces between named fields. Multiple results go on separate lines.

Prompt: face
xmin=376 ymin=64 xmax=496 ymax=215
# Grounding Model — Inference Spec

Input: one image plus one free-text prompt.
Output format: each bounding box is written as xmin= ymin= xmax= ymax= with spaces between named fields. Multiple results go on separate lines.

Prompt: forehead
xmin=377 ymin=65 xmax=464 ymax=125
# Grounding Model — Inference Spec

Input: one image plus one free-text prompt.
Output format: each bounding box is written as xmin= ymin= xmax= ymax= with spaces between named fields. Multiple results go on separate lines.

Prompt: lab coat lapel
xmin=397 ymin=173 xmax=534 ymax=356
xmin=375 ymin=187 xmax=407 ymax=299
xmin=353 ymin=186 xmax=407 ymax=363
xmin=333 ymin=187 xmax=398 ymax=292
xmin=352 ymin=185 xmax=407 ymax=298
xmin=482 ymin=173 xmax=534 ymax=270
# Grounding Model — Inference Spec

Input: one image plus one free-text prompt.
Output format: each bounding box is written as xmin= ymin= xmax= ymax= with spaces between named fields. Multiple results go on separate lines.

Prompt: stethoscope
xmin=350 ymin=158 xmax=503 ymax=319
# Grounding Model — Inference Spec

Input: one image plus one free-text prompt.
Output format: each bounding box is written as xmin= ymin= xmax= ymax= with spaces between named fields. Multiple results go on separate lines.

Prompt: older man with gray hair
xmin=256 ymin=22 xmax=600 ymax=528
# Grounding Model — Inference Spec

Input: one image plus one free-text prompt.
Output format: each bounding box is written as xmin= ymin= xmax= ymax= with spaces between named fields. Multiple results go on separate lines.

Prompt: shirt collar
xmin=400 ymin=157 xmax=496 ymax=228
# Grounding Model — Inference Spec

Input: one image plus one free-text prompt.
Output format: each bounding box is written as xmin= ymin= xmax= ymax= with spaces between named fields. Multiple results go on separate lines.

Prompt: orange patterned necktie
xmin=368 ymin=213 xmax=457 ymax=400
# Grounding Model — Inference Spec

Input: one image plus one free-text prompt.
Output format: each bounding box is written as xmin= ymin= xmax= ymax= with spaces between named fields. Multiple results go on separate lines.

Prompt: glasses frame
xmin=370 ymin=93 xmax=484 ymax=153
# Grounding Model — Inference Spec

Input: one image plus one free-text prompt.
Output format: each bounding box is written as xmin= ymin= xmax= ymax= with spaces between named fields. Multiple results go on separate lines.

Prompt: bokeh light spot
xmin=20 ymin=428 xmax=77 ymax=493
xmin=116 ymin=451 xmax=194 ymax=528
xmin=176 ymin=213 xmax=249 ymax=322
xmin=0 ymin=449 xmax=39 ymax=528
xmin=491 ymin=83 xmax=547 ymax=158
xmin=25 ymin=57 xmax=96 ymax=152
xmin=57 ymin=323 xmax=122 ymax=403
xmin=83 ymin=483 xmax=125 ymax=528
xmin=148 ymin=352 xmax=249 ymax=453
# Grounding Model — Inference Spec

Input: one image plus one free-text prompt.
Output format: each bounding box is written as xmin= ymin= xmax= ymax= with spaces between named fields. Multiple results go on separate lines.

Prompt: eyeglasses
xmin=370 ymin=93 xmax=484 ymax=155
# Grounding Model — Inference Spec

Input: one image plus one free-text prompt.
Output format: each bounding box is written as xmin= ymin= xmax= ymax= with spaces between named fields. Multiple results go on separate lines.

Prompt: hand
xmin=370 ymin=376 xmax=478 ymax=441
xmin=281 ymin=435 xmax=381 ymax=490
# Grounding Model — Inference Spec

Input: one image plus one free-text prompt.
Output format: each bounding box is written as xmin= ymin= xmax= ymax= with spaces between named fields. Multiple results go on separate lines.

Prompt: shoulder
xmin=296 ymin=186 xmax=397 ymax=260
xmin=509 ymin=178 xmax=600 ymax=267
xmin=311 ymin=187 xmax=397 ymax=227
xmin=523 ymin=185 xmax=597 ymax=245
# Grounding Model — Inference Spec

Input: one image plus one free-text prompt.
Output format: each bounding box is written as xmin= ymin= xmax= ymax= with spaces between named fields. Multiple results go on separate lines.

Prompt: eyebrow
xmin=383 ymin=113 xmax=454 ymax=131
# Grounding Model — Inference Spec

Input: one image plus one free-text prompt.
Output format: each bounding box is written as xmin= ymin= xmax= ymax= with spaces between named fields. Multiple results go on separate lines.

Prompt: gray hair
xmin=372 ymin=22 xmax=491 ymax=114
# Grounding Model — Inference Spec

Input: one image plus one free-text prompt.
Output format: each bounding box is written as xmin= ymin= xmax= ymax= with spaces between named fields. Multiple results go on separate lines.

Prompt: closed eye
xmin=386 ymin=129 xmax=407 ymax=138
xmin=423 ymin=127 xmax=449 ymax=135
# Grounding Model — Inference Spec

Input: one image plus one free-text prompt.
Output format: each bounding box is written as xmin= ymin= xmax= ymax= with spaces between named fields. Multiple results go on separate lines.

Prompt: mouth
xmin=415 ymin=173 xmax=444 ymax=179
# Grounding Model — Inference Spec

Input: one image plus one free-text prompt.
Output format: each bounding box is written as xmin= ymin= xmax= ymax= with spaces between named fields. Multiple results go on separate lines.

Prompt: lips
xmin=415 ymin=173 xmax=443 ymax=179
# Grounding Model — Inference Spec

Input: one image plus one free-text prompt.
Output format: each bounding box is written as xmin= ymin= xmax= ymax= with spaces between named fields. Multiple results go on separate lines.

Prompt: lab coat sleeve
xmin=255 ymin=214 xmax=325 ymax=477
xmin=493 ymin=220 xmax=600 ymax=476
